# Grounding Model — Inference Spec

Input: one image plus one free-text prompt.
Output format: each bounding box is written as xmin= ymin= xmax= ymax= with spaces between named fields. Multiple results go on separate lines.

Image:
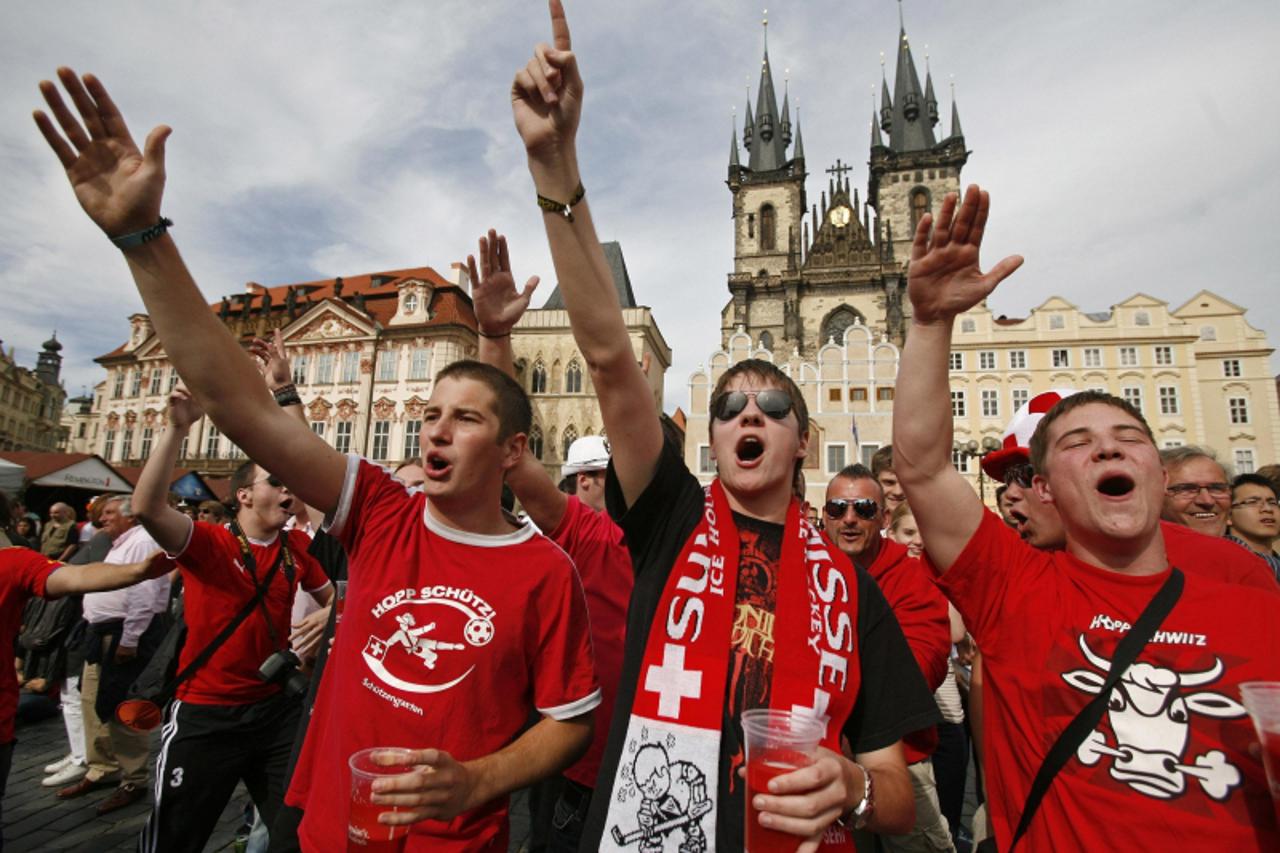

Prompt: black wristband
xmin=273 ymin=384 xmax=302 ymax=407
xmin=477 ymin=329 xmax=512 ymax=339
xmin=110 ymin=217 xmax=173 ymax=250
xmin=536 ymin=183 xmax=586 ymax=222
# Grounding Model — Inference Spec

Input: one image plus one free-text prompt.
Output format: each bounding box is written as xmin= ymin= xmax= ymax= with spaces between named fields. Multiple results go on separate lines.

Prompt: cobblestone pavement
xmin=5 ymin=715 xmax=533 ymax=851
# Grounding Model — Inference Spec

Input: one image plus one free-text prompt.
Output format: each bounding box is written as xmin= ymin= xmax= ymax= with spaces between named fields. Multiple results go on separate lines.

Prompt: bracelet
xmin=273 ymin=383 xmax=302 ymax=407
xmin=849 ymin=761 xmax=875 ymax=829
xmin=536 ymin=183 xmax=586 ymax=222
xmin=476 ymin=329 xmax=511 ymax=339
xmin=110 ymin=217 xmax=173 ymax=249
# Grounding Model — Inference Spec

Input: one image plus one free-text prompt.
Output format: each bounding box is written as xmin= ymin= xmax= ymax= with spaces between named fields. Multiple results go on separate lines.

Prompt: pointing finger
xmin=549 ymin=0 xmax=572 ymax=51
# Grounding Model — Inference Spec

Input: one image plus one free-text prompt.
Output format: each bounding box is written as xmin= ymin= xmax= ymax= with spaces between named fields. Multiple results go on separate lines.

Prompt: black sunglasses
xmin=711 ymin=389 xmax=794 ymax=422
xmin=1003 ymin=463 xmax=1034 ymax=489
xmin=251 ymin=474 xmax=284 ymax=489
xmin=824 ymin=498 xmax=879 ymax=520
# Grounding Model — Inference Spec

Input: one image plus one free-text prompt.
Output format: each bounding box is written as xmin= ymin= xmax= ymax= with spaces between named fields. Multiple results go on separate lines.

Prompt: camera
xmin=258 ymin=649 xmax=310 ymax=699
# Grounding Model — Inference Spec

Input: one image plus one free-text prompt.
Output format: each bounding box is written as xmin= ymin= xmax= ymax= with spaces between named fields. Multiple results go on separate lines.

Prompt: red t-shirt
xmin=174 ymin=521 xmax=330 ymax=704
xmin=548 ymin=495 xmax=633 ymax=789
xmin=937 ymin=511 xmax=1280 ymax=851
xmin=287 ymin=457 xmax=600 ymax=852
xmin=1160 ymin=520 xmax=1280 ymax=590
xmin=0 ymin=548 xmax=59 ymax=743
xmin=864 ymin=536 xmax=951 ymax=763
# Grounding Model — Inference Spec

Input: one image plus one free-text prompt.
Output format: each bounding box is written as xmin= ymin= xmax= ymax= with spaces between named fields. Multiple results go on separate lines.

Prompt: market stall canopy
xmin=114 ymin=466 xmax=218 ymax=503
xmin=0 ymin=452 xmax=133 ymax=494
xmin=0 ymin=458 xmax=23 ymax=496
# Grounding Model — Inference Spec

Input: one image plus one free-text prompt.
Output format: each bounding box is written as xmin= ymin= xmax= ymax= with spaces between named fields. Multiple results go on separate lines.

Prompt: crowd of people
xmin=2 ymin=2 xmax=1278 ymax=851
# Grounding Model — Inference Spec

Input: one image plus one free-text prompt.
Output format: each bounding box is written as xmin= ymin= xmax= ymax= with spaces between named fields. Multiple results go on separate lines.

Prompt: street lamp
xmin=953 ymin=435 xmax=1002 ymax=502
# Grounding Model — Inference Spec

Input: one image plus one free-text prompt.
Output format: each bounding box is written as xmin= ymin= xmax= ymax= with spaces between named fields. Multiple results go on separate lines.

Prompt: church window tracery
xmin=531 ymin=360 xmax=548 ymax=394
xmin=910 ymin=188 xmax=931 ymax=232
xmin=821 ymin=306 xmax=864 ymax=345
xmin=760 ymin=204 xmax=776 ymax=251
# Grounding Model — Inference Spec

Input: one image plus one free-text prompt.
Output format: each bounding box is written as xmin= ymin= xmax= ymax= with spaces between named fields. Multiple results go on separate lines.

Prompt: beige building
xmin=686 ymin=17 xmax=1280 ymax=504
xmin=0 ymin=335 xmax=67 ymax=453
xmin=79 ymin=245 xmax=669 ymax=478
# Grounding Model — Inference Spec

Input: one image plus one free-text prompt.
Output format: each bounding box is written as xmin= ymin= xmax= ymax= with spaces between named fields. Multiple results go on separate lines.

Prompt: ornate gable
xmin=283 ymin=300 xmax=377 ymax=344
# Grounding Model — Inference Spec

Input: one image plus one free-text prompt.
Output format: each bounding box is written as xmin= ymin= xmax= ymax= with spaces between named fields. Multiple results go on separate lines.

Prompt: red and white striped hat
xmin=981 ymin=388 xmax=1080 ymax=480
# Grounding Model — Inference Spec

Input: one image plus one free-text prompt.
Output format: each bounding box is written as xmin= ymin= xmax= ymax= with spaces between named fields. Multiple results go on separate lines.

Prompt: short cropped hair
xmin=436 ymin=360 xmax=531 ymax=441
xmin=870 ymin=445 xmax=895 ymax=478
xmin=104 ymin=495 xmax=134 ymax=517
xmin=831 ymin=464 xmax=883 ymax=500
xmin=1029 ymin=390 xmax=1155 ymax=475
xmin=394 ymin=457 xmax=423 ymax=474
xmin=1231 ymin=473 xmax=1279 ymax=500
xmin=229 ymin=460 xmax=260 ymax=508
xmin=995 ymin=484 xmax=1008 ymax=504
xmin=1159 ymin=445 xmax=1231 ymax=479
xmin=1255 ymin=464 xmax=1280 ymax=495
xmin=709 ymin=359 xmax=809 ymax=439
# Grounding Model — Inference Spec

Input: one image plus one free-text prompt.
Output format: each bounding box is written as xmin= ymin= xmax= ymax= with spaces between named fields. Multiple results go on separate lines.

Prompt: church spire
xmin=780 ymin=71 xmax=793 ymax=148
xmin=923 ymin=49 xmax=939 ymax=127
xmin=949 ymin=80 xmax=964 ymax=139
xmin=747 ymin=9 xmax=789 ymax=172
xmin=886 ymin=9 xmax=937 ymax=152
xmin=793 ymin=111 xmax=805 ymax=161
xmin=729 ymin=112 xmax=741 ymax=169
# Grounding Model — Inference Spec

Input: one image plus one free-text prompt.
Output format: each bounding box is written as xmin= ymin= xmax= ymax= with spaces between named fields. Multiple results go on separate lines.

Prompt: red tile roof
xmin=97 ymin=266 xmax=477 ymax=361
xmin=0 ymin=451 xmax=116 ymax=481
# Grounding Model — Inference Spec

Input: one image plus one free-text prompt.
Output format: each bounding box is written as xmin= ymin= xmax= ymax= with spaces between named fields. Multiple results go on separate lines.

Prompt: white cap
xmin=561 ymin=435 xmax=610 ymax=478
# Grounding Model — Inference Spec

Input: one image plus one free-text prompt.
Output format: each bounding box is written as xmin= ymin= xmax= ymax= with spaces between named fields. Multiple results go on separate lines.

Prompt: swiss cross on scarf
xmin=601 ymin=481 xmax=861 ymax=851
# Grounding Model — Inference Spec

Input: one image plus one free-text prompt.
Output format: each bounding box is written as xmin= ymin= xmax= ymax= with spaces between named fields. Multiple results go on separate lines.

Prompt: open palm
xmin=907 ymin=185 xmax=1023 ymax=324
xmin=469 ymin=230 xmax=539 ymax=335
xmin=34 ymin=68 xmax=169 ymax=237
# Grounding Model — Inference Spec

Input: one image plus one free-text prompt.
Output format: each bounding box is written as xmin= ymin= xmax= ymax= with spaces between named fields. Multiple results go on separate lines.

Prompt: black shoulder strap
xmin=1007 ymin=567 xmax=1184 ymax=852
xmin=160 ymin=522 xmax=289 ymax=695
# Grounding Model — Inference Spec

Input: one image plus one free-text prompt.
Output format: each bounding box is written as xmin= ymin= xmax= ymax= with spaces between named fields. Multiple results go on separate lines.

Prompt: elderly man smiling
xmin=1160 ymin=446 xmax=1232 ymax=538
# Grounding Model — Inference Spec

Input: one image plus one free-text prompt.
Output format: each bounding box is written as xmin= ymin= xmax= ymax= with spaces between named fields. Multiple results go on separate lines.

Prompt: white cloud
xmin=1 ymin=0 xmax=1277 ymax=411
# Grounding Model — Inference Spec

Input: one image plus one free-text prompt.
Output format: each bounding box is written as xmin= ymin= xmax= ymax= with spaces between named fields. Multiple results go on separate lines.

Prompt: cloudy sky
xmin=3 ymin=0 xmax=1277 ymax=411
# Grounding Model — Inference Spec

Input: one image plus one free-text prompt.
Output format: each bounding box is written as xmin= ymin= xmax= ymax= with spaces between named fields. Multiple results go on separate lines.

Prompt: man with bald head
xmin=1160 ymin=446 xmax=1232 ymax=538
xmin=40 ymin=503 xmax=79 ymax=562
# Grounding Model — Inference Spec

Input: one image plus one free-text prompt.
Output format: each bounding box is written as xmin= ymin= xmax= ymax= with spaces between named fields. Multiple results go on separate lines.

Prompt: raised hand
xmin=511 ymin=0 xmax=582 ymax=167
xmin=907 ymin=184 xmax=1024 ymax=325
xmin=468 ymin=230 xmax=540 ymax=336
xmin=166 ymin=384 xmax=205 ymax=432
xmin=249 ymin=329 xmax=293 ymax=391
xmin=33 ymin=68 xmax=171 ymax=238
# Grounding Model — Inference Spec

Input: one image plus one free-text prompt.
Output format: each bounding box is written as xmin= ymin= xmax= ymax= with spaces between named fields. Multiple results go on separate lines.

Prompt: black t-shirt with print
xmin=580 ymin=440 xmax=940 ymax=851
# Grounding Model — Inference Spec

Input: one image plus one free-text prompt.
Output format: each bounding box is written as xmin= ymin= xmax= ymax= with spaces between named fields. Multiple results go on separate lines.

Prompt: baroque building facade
xmin=79 ymin=245 xmax=668 ymax=478
xmin=0 ymin=335 xmax=67 ymax=452
xmin=686 ymin=16 xmax=1280 ymax=504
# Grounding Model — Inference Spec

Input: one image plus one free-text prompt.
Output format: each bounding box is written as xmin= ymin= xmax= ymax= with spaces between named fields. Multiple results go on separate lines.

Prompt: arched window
xmin=529 ymin=425 xmax=544 ymax=460
xmin=531 ymin=360 xmax=548 ymax=394
xmin=759 ymin=331 xmax=774 ymax=352
xmin=910 ymin=188 xmax=930 ymax=232
xmin=822 ymin=306 xmax=864 ymax=345
xmin=551 ymin=360 xmax=562 ymax=393
xmin=760 ymin=204 xmax=776 ymax=251
xmin=562 ymin=425 xmax=579 ymax=460
xmin=565 ymin=360 xmax=583 ymax=394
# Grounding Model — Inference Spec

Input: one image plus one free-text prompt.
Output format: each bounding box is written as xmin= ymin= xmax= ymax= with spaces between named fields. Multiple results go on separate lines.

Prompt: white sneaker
xmin=43 ymin=754 xmax=75 ymax=774
xmin=42 ymin=762 xmax=87 ymax=787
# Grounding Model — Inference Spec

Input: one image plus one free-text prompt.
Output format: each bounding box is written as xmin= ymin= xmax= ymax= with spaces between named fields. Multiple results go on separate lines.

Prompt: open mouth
xmin=736 ymin=436 xmax=764 ymax=463
xmin=1097 ymin=474 xmax=1135 ymax=497
xmin=425 ymin=452 xmax=451 ymax=478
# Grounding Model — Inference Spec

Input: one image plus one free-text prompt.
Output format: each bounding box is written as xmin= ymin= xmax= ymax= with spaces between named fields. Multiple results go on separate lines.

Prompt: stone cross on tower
xmin=826 ymin=158 xmax=852 ymax=183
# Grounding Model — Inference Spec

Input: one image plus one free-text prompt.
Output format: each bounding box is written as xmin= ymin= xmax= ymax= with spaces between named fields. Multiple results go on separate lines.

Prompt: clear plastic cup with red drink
xmin=1241 ymin=682 xmax=1280 ymax=821
xmin=741 ymin=708 xmax=826 ymax=853
xmin=347 ymin=747 xmax=416 ymax=852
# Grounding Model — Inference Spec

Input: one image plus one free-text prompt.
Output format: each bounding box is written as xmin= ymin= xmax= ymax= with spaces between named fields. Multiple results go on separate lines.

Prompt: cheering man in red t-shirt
xmin=131 ymin=387 xmax=333 ymax=852
xmin=33 ymin=67 xmax=600 ymax=852
xmin=893 ymin=185 xmax=1280 ymax=850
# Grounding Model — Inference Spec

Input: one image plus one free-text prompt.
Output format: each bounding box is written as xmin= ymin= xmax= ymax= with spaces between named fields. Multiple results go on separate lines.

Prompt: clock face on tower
xmin=828 ymin=205 xmax=852 ymax=227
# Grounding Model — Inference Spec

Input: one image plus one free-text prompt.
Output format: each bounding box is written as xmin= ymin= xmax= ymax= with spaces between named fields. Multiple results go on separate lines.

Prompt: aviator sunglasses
xmin=711 ymin=389 xmax=794 ymax=422
xmin=824 ymin=498 xmax=879 ymax=521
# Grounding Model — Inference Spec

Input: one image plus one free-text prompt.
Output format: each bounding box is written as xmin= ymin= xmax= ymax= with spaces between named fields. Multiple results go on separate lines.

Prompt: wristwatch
xmin=849 ymin=761 xmax=875 ymax=829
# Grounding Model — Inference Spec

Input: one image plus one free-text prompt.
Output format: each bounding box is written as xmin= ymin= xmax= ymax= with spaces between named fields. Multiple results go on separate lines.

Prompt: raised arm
xmin=34 ymin=69 xmax=346 ymax=514
xmin=511 ymin=0 xmax=663 ymax=507
xmin=893 ymin=186 xmax=1023 ymax=571
xmin=132 ymin=386 xmax=201 ymax=554
xmin=469 ymin=231 xmax=570 ymax=531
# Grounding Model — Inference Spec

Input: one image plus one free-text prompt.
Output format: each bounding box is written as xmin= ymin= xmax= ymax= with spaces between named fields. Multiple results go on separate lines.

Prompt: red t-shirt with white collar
xmin=936 ymin=510 xmax=1280 ymax=851
xmin=0 ymin=548 xmax=59 ymax=743
xmin=173 ymin=520 xmax=330 ymax=704
xmin=288 ymin=456 xmax=600 ymax=852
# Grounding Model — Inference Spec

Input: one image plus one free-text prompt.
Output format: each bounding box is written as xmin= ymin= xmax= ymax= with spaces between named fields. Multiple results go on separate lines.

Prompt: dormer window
xmin=403 ymin=292 xmax=418 ymax=314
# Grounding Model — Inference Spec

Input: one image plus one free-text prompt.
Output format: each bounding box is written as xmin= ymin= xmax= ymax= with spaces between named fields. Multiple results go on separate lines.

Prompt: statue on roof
xmin=260 ymin=289 xmax=273 ymax=317
xmin=285 ymin=286 xmax=298 ymax=319
xmin=352 ymin=291 xmax=367 ymax=315
xmin=219 ymin=297 xmax=230 ymax=320
xmin=334 ymin=277 xmax=344 ymax=298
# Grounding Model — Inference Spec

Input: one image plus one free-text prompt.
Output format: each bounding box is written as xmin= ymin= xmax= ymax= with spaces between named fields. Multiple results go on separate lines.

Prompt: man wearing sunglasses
xmin=510 ymin=5 xmax=936 ymax=850
xmin=895 ymin=185 xmax=1280 ymax=850
xmin=130 ymin=385 xmax=334 ymax=852
xmin=824 ymin=466 xmax=953 ymax=851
